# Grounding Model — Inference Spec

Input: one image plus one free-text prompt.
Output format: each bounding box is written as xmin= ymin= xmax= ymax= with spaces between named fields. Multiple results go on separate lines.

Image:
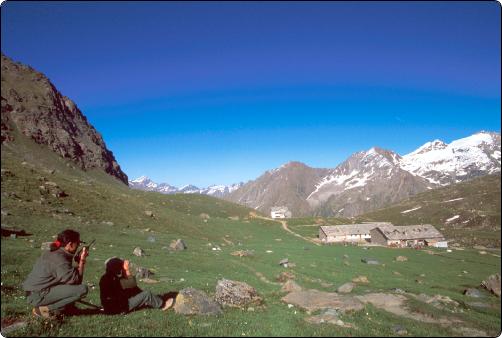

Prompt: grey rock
xmin=463 ymin=288 xmax=484 ymax=298
xmin=481 ymin=273 xmax=501 ymax=297
xmin=174 ymin=288 xmax=222 ymax=316
xmin=337 ymin=282 xmax=355 ymax=294
xmin=361 ymin=257 xmax=380 ymax=265
xmin=133 ymin=247 xmax=146 ymax=257
xmin=135 ymin=267 xmax=153 ymax=279
xmin=170 ymin=239 xmax=187 ymax=251
xmin=215 ymin=279 xmax=262 ymax=308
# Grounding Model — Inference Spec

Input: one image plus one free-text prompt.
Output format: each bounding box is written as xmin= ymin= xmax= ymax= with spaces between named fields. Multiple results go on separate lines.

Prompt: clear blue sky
xmin=2 ymin=1 xmax=500 ymax=187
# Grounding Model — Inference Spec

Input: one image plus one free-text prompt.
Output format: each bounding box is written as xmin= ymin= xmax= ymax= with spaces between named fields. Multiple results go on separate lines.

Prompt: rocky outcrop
xmin=215 ymin=279 xmax=262 ymax=308
xmin=1 ymin=54 xmax=128 ymax=184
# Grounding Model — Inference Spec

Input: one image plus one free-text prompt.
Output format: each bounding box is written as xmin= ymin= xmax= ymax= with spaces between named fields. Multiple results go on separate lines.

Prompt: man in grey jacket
xmin=22 ymin=229 xmax=89 ymax=318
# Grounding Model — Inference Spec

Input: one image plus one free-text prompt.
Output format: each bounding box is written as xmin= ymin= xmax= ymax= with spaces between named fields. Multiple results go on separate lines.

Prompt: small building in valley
xmin=270 ymin=206 xmax=292 ymax=219
xmin=369 ymin=224 xmax=447 ymax=248
xmin=319 ymin=222 xmax=393 ymax=244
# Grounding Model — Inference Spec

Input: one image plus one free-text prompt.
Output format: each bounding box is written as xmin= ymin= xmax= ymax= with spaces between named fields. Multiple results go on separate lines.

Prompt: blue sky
xmin=2 ymin=1 xmax=500 ymax=187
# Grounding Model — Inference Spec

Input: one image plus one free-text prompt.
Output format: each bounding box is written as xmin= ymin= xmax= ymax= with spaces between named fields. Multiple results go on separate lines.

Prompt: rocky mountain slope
xmin=225 ymin=161 xmax=330 ymax=216
xmin=129 ymin=175 xmax=243 ymax=197
xmin=308 ymin=147 xmax=433 ymax=217
xmin=1 ymin=54 xmax=128 ymax=184
xmin=226 ymin=132 xmax=500 ymax=217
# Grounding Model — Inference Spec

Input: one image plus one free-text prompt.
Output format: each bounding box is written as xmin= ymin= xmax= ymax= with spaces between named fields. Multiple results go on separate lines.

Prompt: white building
xmin=270 ymin=206 xmax=292 ymax=219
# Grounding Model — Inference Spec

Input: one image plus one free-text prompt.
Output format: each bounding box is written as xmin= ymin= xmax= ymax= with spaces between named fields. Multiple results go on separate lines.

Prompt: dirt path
xmin=250 ymin=213 xmax=321 ymax=246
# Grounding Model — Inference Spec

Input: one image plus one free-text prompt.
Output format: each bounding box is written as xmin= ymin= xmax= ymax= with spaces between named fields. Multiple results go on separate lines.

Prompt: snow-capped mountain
xmin=226 ymin=131 xmax=500 ymax=217
xmin=128 ymin=177 xmax=242 ymax=198
xmin=399 ymin=131 xmax=501 ymax=186
xmin=306 ymin=147 xmax=432 ymax=217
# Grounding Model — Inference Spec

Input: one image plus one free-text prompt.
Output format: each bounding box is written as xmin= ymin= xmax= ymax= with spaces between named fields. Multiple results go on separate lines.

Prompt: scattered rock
xmin=174 ymin=288 xmax=222 ymax=315
xmin=215 ymin=279 xmax=262 ymax=308
xmin=230 ymin=250 xmax=254 ymax=257
xmin=147 ymin=236 xmax=156 ymax=243
xmin=276 ymin=271 xmax=296 ymax=282
xmin=395 ymin=256 xmax=408 ymax=262
xmin=281 ymin=280 xmax=302 ymax=293
xmin=136 ymin=266 xmax=154 ymax=279
xmin=133 ymin=247 xmax=146 ymax=257
xmin=352 ymin=276 xmax=369 ymax=284
xmin=305 ymin=308 xmax=353 ymax=327
xmin=140 ymin=278 xmax=159 ymax=284
xmin=199 ymin=213 xmax=210 ymax=220
xmin=361 ymin=258 xmax=380 ymax=265
xmin=279 ymin=258 xmax=289 ymax=267
xmin=479 ymin=251 xmax=487 ymax=255
xmin=392 ymin=324 xmax=408 ymax=336
xmin=473 ymin=245 xmax=487 ymax=250
xmin=481 ymin=273 xmax=501 ymax=297
xmin=452 ymin=327 xmax=488 ymax=337
xmin=337 ymin=282 xmax=355 ymax=294
xmin=342 ymin=254 xmax=349 ymax=259
xmin=170 ymin=239 xmax=187 ymax=251
xmin=282 ymin=290 xmax=364 ymax=313
xmin=144 ymin=210 xmax=154 ymax=217
xmin=393 ymin=271 xmax=402 ymax=276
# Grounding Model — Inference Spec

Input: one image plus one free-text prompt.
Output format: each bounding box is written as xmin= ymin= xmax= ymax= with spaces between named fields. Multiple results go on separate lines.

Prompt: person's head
xmin=104 ymin=257 xmax=124 ymax=276
xmin=50 ymin=229 xmax=82 ymax=253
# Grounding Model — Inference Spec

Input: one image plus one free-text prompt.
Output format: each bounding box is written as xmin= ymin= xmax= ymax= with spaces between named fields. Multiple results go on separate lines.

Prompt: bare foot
xmin=162 ymin=298 xmax=174 ymax=311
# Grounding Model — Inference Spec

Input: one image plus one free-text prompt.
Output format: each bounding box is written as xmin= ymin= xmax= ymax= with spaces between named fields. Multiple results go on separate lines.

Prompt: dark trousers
xmin=27 ymin=284 xmax=88 ymax=312
xmin=128 ymin=290 xmax=163 ymax=311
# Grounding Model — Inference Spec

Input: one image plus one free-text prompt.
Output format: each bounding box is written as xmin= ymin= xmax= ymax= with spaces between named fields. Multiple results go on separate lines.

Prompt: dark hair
xmin=50 ymin=229 xmax=80 ymax=251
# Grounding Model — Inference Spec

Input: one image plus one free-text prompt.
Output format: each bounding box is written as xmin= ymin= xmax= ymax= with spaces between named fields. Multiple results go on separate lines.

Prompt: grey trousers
xmin=128 ymin=290 xmax=163 ymax=311
xmin=27 ymin=284 xmax=88 ymax=312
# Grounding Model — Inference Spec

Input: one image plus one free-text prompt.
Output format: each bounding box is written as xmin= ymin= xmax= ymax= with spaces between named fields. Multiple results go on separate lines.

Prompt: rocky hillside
xmin=225 ymin=161 xmax=330 ymax=217
xmin=1 ymin=54 xmax=128 ymax=184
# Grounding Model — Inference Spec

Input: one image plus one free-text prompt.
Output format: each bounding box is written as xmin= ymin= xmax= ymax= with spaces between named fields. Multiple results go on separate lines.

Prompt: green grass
xmin=1 ymin=139 xmax=501 ymax=336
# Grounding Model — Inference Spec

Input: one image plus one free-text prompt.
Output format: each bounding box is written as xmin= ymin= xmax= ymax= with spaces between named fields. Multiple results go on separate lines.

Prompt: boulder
xmin=463 ymin=288 xmax=484 ymax=298
xmin=281 ymin=280 xmax=302 ymax=293
xmin=215 ymin=279 xmax=262 ymax=308
xmin=361 ymin=258 xmax=380 ymax=265
xmin=135 ymin=266 xmax=153 ymax=279
xmin=337 ymin=282 xmax=355 ymax=294
xmin=174 ymin=288 xmax=222 ymax=315
xmin=133 ymin=247 xmax=146 ymax=257
xmin=352 ymin=276 xmax=369 ymax=284
xmin=170 ymin=239 xmax=187 ymax=251
xmin=481 ymin=273 xmax=501 ymax=297
xmin=279 ymin=258 xmax=289 ymax=267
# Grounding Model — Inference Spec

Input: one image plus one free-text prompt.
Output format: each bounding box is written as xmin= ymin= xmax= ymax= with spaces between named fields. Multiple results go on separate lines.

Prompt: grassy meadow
xmin=1 ymin=138 xmax=501 ymax=336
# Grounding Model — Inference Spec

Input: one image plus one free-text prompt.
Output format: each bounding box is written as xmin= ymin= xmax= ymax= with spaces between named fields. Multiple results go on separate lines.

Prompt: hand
xmin=122 ymin=260 xmax=131 ymax=277
xmin=79 ymin=247 xmax=88 ymax=263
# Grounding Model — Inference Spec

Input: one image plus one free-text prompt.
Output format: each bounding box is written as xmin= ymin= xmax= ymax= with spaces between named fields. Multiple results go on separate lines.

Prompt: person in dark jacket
xmin=99 ymin=257 xmax=174 ymax=314
xmin=22 ymin=229 xmax=89 ymax=318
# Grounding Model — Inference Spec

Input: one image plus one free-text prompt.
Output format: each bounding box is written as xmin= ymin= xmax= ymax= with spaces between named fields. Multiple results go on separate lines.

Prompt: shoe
xmin=32 ymin=306 xmax=51 ymax=318
xmin=161 ymin=298 xmax=174 ymax=311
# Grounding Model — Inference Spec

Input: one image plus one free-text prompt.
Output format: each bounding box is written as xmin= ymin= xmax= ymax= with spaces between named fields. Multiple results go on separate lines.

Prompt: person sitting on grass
xmin=22 ymin=229 xmax=89 ymax=318
xmin=99 ymin=257 xmax=174 ymax=314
